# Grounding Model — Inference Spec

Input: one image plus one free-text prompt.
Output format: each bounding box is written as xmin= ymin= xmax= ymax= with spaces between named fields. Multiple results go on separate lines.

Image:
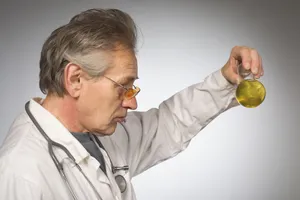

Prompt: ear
xmin=64 ymin=63 xmax=82 ymax=98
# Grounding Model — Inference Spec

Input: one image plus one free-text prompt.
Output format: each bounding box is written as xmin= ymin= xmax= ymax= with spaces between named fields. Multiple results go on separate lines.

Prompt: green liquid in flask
xmin=235 ymin=79 xmax=266 ymax=108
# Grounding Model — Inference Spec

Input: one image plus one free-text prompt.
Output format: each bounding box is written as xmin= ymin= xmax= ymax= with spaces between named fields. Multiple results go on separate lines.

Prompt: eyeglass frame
xmin=61 ymin=59 xmax=140 ymax=100
xmin=102 ymin=75 xmax=141 ymax=100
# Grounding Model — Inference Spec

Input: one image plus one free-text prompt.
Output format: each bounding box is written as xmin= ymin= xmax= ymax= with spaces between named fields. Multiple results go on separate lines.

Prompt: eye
xmin=123 ymin=81 xmax=135 ymax=88
xmin=117 ymin=86 xmax=125 ymax=97
xmin=119 ymin=81 xmax=129 ymax=86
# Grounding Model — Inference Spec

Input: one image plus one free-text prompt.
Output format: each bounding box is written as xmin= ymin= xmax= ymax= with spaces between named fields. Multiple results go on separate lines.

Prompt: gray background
xmin=0 ymin=0 xmax=299 ymax=199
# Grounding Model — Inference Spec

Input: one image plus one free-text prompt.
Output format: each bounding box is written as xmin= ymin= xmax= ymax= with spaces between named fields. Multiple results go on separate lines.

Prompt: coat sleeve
xmin=106 ymin=69 xmax=239 ymax=177
xmin=0 ymin=171 xmax=43 ymax=200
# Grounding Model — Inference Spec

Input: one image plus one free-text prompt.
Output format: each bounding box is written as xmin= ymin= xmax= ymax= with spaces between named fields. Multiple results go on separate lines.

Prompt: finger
xmin=259 ymin=56 xmax=264 ymax=76
xmin=231 ymin=57 xmax=243 ymax=83
xmin=250 ymin=49 xmax=261 ymax=78
xmin=233 ymin=46 xmax=251 ymax=70
xmin=255 ymin=54 xmax=264 ymax=78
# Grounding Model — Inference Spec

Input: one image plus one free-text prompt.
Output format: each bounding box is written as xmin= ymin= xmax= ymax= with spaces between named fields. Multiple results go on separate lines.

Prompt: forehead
xmin=104 ymin=47 xmax=138 ymax=81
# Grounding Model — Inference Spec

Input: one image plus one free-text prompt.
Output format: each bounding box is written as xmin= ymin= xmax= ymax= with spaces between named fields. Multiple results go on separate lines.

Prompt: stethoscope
xmin=25 ymin=101 xmax=128 ymax=200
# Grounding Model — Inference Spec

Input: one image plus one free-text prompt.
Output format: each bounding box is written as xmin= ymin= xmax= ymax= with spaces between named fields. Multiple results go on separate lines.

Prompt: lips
xmin=114 ymin=117 xmax=126 ymax=123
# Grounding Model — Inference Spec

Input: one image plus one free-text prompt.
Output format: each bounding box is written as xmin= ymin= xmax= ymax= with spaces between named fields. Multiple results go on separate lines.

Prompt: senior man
xmin=0 ymin=8 xmax=263 ymax=200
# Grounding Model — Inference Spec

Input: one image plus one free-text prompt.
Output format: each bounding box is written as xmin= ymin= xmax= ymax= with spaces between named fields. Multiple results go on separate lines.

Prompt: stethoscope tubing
xmin=24 ymin=101 xmax=128 ymax=199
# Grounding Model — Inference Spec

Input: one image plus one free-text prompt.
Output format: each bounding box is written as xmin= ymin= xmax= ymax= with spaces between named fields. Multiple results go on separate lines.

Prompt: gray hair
xmin=39 ymin=8 xmax=138 ymax=96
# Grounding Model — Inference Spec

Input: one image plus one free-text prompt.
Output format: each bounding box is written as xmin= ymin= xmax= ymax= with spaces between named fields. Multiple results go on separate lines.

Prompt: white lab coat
xmin=0 ymin=69 xmax=237 ymax=200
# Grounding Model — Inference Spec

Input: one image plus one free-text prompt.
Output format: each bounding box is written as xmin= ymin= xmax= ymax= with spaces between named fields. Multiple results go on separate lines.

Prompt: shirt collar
xmin=27 ymin=98 xmax=90 ymax=164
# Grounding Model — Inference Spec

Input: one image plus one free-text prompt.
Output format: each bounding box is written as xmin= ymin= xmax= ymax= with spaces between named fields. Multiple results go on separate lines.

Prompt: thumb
xmin=236 ymin=75 xmax=243 ymax=84
xmin=230 ymin=57 xmax=243 ymax=84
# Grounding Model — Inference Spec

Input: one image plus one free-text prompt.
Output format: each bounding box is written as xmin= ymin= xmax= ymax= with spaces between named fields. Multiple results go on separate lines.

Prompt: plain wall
xmin=0 ymin=0 xmax=299 ymax=199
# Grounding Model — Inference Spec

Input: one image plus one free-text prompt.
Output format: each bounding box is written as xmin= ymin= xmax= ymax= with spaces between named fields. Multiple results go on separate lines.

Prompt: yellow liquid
xmin=235 ymin=79 xmax=266 ymax=108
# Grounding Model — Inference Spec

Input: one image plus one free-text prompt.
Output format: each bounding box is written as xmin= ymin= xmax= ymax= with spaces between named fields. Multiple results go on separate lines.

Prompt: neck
xmin=41 ymin=94 xmax=87 ymax=133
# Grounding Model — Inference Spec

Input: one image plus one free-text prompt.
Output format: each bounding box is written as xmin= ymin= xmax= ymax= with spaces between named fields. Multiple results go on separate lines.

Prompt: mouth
xmin=114 ymin=117 xmax=126 ymax=123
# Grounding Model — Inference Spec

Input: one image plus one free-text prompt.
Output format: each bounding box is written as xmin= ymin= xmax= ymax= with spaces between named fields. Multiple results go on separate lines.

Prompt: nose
xmin=122 ymin=97 xmax=138 ymax=110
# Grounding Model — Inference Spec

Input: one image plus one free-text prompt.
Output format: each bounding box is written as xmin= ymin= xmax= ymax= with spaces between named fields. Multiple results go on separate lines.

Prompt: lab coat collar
xmin=27 ymin=98 xmax=90 ymax=164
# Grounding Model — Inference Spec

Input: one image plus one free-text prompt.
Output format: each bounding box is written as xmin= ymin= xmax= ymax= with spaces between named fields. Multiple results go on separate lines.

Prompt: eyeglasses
xmin=62 ymin=59 xmax=140 ymax=100
xmin=102 ymin=76 xmax=141 ymax=100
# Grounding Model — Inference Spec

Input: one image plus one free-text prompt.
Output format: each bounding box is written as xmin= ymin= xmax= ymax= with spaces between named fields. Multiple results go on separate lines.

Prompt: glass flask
xmin=235 ymin=64 xmax=266 ymax=108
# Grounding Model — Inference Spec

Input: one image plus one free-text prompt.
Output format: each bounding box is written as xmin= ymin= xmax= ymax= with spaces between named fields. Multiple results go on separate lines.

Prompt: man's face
xmin=77 ymin=46 xmax=138 ymax=135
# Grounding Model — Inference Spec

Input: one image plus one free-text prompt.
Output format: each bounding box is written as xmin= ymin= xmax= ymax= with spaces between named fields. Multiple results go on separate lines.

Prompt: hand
xmin=221 ymin=46 xmax=264 ymax=85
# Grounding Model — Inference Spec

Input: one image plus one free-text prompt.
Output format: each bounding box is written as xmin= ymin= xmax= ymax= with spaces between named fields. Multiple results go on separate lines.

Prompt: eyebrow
xmin=120 ymin=76 xmax=139 ymax=83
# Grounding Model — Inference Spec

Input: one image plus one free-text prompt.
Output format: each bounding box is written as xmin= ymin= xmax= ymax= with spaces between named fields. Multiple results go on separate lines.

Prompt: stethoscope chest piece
xmin=115 ymin=174 xmax=127 ymax=193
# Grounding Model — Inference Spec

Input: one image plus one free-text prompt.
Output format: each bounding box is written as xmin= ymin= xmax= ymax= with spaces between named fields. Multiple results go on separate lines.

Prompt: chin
xmin=106 ymin=123 xmax=118 ymax=134
xmin=93 ymin=123 xmax=117 ymax=136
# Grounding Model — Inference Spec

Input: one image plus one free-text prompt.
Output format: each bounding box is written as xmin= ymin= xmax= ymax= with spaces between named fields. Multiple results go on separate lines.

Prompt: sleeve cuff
xmin=212 ymin=69 xmax=236 ymax=90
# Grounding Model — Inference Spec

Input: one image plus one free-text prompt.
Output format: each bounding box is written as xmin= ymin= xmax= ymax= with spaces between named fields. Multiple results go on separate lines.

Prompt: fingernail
xmin=237 ymin=76 xmax=241 ymax=84
xmin=245 ymin=63 xmax=250 ymax=69
xmin=253 ymin=68 xmax=258 ymax=74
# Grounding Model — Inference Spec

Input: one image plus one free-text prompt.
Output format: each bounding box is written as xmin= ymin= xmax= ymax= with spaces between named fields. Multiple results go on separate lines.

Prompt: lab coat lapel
xmin=94 ymin=157 xmax=111 ymax=185
xmin=92 ymin=149 xmax=122 ymax=199
xmin=100 ymin=148 xmax=122 ymax=199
